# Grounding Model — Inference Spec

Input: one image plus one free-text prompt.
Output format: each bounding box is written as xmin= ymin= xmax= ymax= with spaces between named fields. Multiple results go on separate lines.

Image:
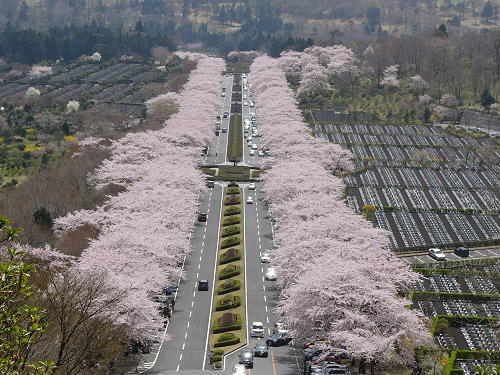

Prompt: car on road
xmin=260 ymin=252 xmax=271 ymax=263
xmin=243 ymin=101 xmax=248 ymax=106
xmin=206 ymin=180 xmax=215 ymax=188
xmin=274 ymin=321 xmax=287 ymax=333
xmin=455 ymin=246 xmax=469 ymax=257
xmin=163 ymin=285 xmax=178 ymax=296
xmin=221 ymin=92 xmax=226 ymax=97
xmin=258 ymin=150 xmax=265 ymax=157
xmin=266 ymin=331 xmax=291 ymax=347
xmin=197 ymin=213 xmax=207 ymax=222
xmin=428 ymin=247 xmax=446 ymax=261
xmin=248 ymin=183 xmax=256 ymax=190
xmin=223 ymin=112 xmax=229 ymax=118
xmin=254 ymin=343 xmax=269 ymax=357
xmin=265 ymin=267 xmax=277 ymax=281
xmin=247 ymin=135 xmax=253 ymax=141
xmin=251 ymin=144 xmax=258 ymax=150
xmin=250 ymin=321 xmax=265 ymax=338
xmin=238 ymin=349 xmax=254 ymax=368
xmin=198 ymin=280 xmax=209 ymax=291
xmin=250 ymin=101 xmax=255 ymax=107
xmin=249 ymin=150 xmax=255 ymax=156
xmin=222 ymin=128 xmax=228 ymax=133
xmin=246 ymin=196 xmax=254 ymax=204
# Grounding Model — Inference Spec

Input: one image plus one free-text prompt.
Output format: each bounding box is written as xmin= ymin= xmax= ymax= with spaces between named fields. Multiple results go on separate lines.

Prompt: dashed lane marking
xmin=182 ymin=343 xmax=186 ymax=350
xmin=189 ymin=311 xmax=192 ymax=318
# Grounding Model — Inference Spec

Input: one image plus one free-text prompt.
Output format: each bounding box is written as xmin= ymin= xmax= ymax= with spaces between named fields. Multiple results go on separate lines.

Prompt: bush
xmin=221 ymin=235 xmax=240 ymax=249
xmin=224 ymin=206 xmax=241 ymax=216
xmin=213 ymin=361 xmax=222 ymax=369
xmin=212 ymin=349 xmax=225 ymax=356
xmin=217 ymin=278 xmax=241 ymax=295
xmin=213 ymin=312 xmax=242 ymax=333
xmin=214 ymin=332 xmax=240 ymax=347
xmin=210 ymin=355 xmax=223 ymax=363
xmin=216 ymin=295 xmax=241 ymax=311
xmin=224 ymin=195 xmax=241 ymax=206
xmin=220 ymin=248 xmax=241 ymax=264
xmin=223 ymin=216 xmax=240 ymax=226
xmin=226 ymin=187 xmax=240 ymax=195
xmin=219 ymin=264 xmax=241 ymax=280
xmin=221 ymin=225 xmax=240 ymax=237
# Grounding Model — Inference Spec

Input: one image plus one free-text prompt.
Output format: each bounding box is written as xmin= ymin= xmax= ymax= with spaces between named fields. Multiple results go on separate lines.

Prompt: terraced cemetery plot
xmin=313 ymin=117 xmax=500 ymax=252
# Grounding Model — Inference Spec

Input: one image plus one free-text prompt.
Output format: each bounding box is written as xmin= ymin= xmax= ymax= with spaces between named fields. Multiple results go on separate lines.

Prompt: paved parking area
xmin=399 ymin=247 xmax=500 ymax=265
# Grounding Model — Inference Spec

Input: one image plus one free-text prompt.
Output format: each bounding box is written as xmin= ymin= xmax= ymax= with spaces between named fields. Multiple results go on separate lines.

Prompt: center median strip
xmin=206 ymin=182 xmax=248 ymax=369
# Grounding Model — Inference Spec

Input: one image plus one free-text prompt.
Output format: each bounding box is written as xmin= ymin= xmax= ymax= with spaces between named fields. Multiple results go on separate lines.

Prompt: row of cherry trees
xmin=249 ymin=55 xmax=429 ymax=368
xmin=54 ymin=53 xmax=225 ymax=337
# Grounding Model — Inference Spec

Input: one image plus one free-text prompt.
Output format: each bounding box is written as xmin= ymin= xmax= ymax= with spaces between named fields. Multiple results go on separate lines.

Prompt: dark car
xmin=198 ymin=213 xmax=207 ymax=222
xmin=254 ymin=343 xmax=269 ymax=357
xmin=198 ymin=280 xmax=209 ymax=291
xmin=223 ymin=112 xmax=229 ymax=119
xmin=163 ymin=285 xmax=178 ymax=296
xmin=266 ymin=332 xmax=292 ymax=347
xmin=239 ymin=349 xmax=254 ymax=368
xmin=216 ymin=115 xmax=221 ymax=121
xmin=455 ymin=246 xmax=469 ymax=257
xmin=304 ymin=347 xmax=323 ymax=361
xmin=206 ymin=180 xmax=215 ymax=188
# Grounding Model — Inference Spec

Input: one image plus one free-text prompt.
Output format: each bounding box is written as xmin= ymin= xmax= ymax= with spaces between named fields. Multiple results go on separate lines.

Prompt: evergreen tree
xmin=480 ymin=88 xmax=495 ymax=112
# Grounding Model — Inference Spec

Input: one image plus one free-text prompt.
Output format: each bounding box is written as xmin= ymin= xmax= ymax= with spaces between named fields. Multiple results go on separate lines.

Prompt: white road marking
xmin=185 ymin=332 xmax=188 ymax=339
xmin=180 ymin=353 xmax=183 ymax=362
xmin=261 ymin=267 xmax=264 ymax=273
xmin=485 ymin=249 xmax=497 ymax=256
xmin=265 ymin=305 xmax=268 ymax=312
xmin=182 ymin=343 xmax=186 ymax=350
xmin=187 ymin=321 xmax=190 ymax=329
xmin=193 ymin=289 xmax=196 ymax=297
xmin=262 ymin=276 xmax=265 ymax=282
xmin=266 ymin=316 xmax=270 ymax=324
xmin=196 ymin=272 xmax=199 ymax=278
xmin=192 ymin=300 xmax=194 ymax=308
xmin=189 ymin=311 xmax=192 ymax=318
xmin=264 ymin=295 xmax=267 ymax=302
xmin=176 ymin=364 xmax=180 ymax=371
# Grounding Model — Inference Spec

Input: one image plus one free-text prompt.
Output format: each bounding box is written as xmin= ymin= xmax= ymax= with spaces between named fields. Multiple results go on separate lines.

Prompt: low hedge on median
xmin=213 ymin=312 xmax=242 ymax=333
xmin=223 ymin=216 xmax=240 ymax=226
xmin=221 ymin=225 xmax=240 ymax=237
xmin=220 ymin=235 xmax=240 ymax=249
xmin=226 ymin=187 xmax=241 ymax=195
xmin=214 ymin=332 xmax=240 ymax=347
xmin=220 ymin=248 xmax=241 ymax=264
xmin=224 ymin=206 xmax=241 ymax=216
xmin=224 ymin=195 xmax=241 ymax=206
xmin=216 ymin=295 xmax=241 ymax=311
xmin=217 ymin=278 xmax=241 ymax=295
xmin=219 ymin=264 xmax=241 ymax=280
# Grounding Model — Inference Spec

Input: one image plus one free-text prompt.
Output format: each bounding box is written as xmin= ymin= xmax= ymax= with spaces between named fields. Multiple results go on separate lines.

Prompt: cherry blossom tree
xmin=54 ymin=54 xmax=225 ymax=337
xmin=249 ymin=55 xmax=430 ymax=367
xmin=381 ymin=65 xmax=400 ymax=87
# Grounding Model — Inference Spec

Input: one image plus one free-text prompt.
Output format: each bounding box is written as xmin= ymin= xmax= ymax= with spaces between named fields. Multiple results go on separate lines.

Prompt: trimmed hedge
xmin=432 ymin=315 xmax=500 ymax=329
xmin=213 ymin=312 xmax=242 ymax=333
xmin=226 ymin=187 xmax=241 ymax=195
xmin=443 ymin=351 xmax=457 ymax=375
xmin=220 ymin=235 xmax=240 ymax=249
xmin=413 ymin=268 xmax=500 ymax=279
xmin=217 ymin=278 xmax=241 ymax=295
xmin=220 ymin=248 xmax=241 ymax=264
xmin=224 ymin=195 xmax=241 ymax=206
xmin=228 ymin=114 xmax=243 ymax=162
xmin=219 ymin=264 xmax=241 ymax=280
xmin=213 ymin=361 xmax=222 ymax=369
xmin=216 ymin=295 xmax=241 ymax=311
xmin=223 ymin=216 xmax=241 ymax=226
xmin=221 ymin=225 xmax=240 ymax=237
xmin=214 ymin=333 xmax=240 ymax=347
xmin=224 ymin=206 xmax=241 ymax=216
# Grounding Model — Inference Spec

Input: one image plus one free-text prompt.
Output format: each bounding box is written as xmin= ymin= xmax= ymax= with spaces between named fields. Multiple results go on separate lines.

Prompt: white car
xmin=250 ymin=321 xmax=265 ymax=338
xmin=265 ymin=267 xmax=277 ymax=281
xmin=232 ymin=364 xmax=246 ymax=375
xmin=428 ymin=248 xmax=446 ymax=261
xmin=243 ymin=101 xmax=248 ymax=106
xmin=251 ymin=144 xmax=258 ymax=150
xmin=221 ymin=92 xmax=226 ymax=97
xmin=248 ymin=183 xmax=256 ymax=190
xmin=249 ymin=150 xmax=256 ymax=156
xmin=250 ymin=102 xmax=254 ymax=107
xmin=260 ymin=252 xmax=271 ymax=263
xmin=246 ymin=196 xmax=254 ymax=204
xmin=258 ymin=151 xmax=265 ymax=157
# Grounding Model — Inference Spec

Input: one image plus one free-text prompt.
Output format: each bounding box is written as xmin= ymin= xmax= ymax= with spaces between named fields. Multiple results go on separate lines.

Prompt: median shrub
xmin=216 ymin=295 xmax=241 ymax=311
xmin=210 ymin=355 xmax=223 ymax=363
xmin=219 ymin=264 xmax=241 ymax=280
xmin=213 ymin=312 xmax=242 ymax=333
xmin=224 ymin=206 xmax=241 ymax=216
xmin=220 ymin=248 xmax=241 ymax=264
xmin=217 ymin=278 xmax=241 ymax=295
xmin=226 ymin=187 xmax=240 ymax=195
xmin=224 ymin=195 xmax=241 ymax=206
xmin=214 ymin=332 xmax=240 ymax=347
xmin=220 ymin=235 xmax=240 ymax=249
xmin=222 ymin=225 xmax=240 ymax=237
xmin=223 ymin=216 xmax=240 ymax=226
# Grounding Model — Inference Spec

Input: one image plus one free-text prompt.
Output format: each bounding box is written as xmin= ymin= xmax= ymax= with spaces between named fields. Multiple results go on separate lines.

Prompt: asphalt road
xmin=399 ymin=247 xmax=500 ymax=265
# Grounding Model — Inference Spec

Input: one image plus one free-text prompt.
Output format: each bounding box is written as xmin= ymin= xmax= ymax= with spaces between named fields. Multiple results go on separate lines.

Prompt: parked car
xmin=206 ymin=180 xmax=215 ymax=188
xmin=222 ymin=128 xmax=228 ymax=133
xmin=428 ymin=247 xmax=446 ymax=261
xmin=223 ymin=112 xmax=229 ymax=118
xmin=250 ymin=322 xmax=265 ymax=338
xmin=246 ymin=196 xmax=254 ymax=204
xmin=249 ymin=150 xmax=255 ymax=156
xmin=266 ymin=331 xmax=292 ymax=346
xmin=251 ymin=144 xmax=258 ymax=150
xmin=198 ymin=280 xmax=209 ymax=291
xmin=265 ymin=267 xmax=277 ymax=281
xmin=238 ymin=349 xmax=254 ymax=368
xmin=198 ymin=213 xmax=207 ymax=222
xmin=304 ymin=347 xmax=323 ymax=361
xmin=260 ymin=252 xmax=271 ymax=263
xmin=254 ymin=343 xmax=269 ymax=357
xmin=258 ymin=151 xmax=265 ymax=157
xmin=455 ymin=246 xmax=469 ymax=257
xmin=221 ymin=92 xmax=226 ymax=97
xmin=248 ymin=183 xmax=256 ymax=190
xmin=322 ymin=364 xmax=350 ymax=375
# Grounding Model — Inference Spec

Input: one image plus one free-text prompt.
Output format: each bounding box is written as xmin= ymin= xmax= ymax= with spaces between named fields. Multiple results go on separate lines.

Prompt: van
xmin=454 ymin=247 xmax=469 ymax=257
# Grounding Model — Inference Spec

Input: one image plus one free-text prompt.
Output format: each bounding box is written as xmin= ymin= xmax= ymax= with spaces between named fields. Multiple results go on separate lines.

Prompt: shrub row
xmin=223 ymin=216 xmax=240 ymax=226
xmin=224 ymin=206 xmax=241 ymax=216
xmin=413 ymin=267 xmax=500 ymax=279
xmin=220 ymin=235 xmax=240 ymax=249
xmin=224 ymin=195 xmax=241 ymax=206
xmin=220 ymin=248 xmax=241 ymax=264
xmin=432 ymin=315 xmax=499 ymax=328
xmin=410 ymin=291 xmax=500 ymax=303
xmin=217 ymin=279 xmax=241 ymax=295
xmin=226 ymin=187 xmax=241 ymax=195
xmin=219 ymin=264 xmax=241 ymax=280
xmin=213 ymin=313 xmax=242 ymax=333
xmin=215 ymin=295 xmax=241 ymax=311
xmin=214 ymin=332 xmax=240 ymax=347
xmin=221 ymin=225 xmax=240 ymax=237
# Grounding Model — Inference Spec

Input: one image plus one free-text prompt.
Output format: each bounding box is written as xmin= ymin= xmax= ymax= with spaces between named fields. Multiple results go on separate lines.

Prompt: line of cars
xmin=303 ymin=344 xmax=352 ymax=375
xmin=428 ymin=246 xmax=469 ymax=261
